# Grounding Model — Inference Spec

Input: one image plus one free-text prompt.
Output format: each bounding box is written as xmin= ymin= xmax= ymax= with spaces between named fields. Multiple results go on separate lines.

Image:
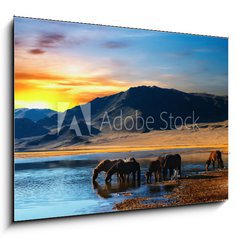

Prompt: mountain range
xmin=15 ymin=108 xmax=56 ymax=122
xmin=15 ymin=86 xmax=228 ymax=150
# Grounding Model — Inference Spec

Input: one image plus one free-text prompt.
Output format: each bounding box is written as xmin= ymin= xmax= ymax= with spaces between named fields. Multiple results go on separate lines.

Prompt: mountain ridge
xmin=15 ymin=108 xmax=57 ymax=122
xmin=36 ymin=85 xmax=228 ymax=133
xmin=15 ymin=85 xmax=228 ymax=149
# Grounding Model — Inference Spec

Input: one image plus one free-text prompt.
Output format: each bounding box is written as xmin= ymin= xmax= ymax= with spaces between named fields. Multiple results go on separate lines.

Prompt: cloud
xmin=38 ymin=33 xmax=65 ymax=48
xmin=15 ymin=72 xmax=131 ymax=97
xmin=167 ymin=48 xmax=215 ymax=59
xmin=103 ymin=41 xmax=128 ymax=49
xmin=15 ymin=70 xmax=132 ymax=107
xmin=29 ymin=48 xmax=45 ymax=54
xmin=15 ymin=72 xmax=66 ymax=81
xmin=108 ymin=59 xmax=127 ymax=68
xmin=32 ymin=32 xmax=88 ymax=53
xmin=167 ymin=50 xmax=193 ymax=59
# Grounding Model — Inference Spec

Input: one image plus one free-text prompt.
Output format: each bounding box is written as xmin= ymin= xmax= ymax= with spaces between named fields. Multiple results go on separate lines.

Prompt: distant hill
xmin=15 ymin=118 xmax=49 ymax=139
xmin=15 ymin=108 xmax=56 ymax=122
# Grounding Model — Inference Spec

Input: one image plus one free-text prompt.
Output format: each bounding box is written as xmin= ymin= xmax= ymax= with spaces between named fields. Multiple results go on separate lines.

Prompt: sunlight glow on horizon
xmin=14 ymin=17 xmax=228 ymax=111
xmin=15 ymin=100 xmax=53 ymax=110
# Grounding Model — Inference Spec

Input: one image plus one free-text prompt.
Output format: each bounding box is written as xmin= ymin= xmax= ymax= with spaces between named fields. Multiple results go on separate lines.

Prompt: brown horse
xmin=105 ymin=160 xmax=141 ymax=183
xmin=126 ymin=157 xmax=137 ymax=162
xmin=161 ymin=154 xmax=182 ymax=180
xmin=92 ymin=159 xmax=123 ymax=181
xmin=205 ymin=150 xmax=224 ymax=171
xmin=145 ymin=159 xmax=162 ymax=183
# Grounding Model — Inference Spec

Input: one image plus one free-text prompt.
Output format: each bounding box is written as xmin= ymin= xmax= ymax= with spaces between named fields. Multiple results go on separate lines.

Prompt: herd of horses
xmin=92 ymin=150 xmax=224 ymax=184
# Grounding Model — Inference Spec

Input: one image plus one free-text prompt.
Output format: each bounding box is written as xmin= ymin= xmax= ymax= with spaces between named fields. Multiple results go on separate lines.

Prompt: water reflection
xmin=15 ymin=153 xmax=224 ymax=221
xmin=92 ymin=180 xmax=141 ymax=198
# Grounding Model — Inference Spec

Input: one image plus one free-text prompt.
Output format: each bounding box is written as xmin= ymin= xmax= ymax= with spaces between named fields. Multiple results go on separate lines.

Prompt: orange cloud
xmin=14 ymin=70 xmax=131 ymax=111
xmin=15 ymin=72 xmax=130 ymax=88
xmin=15 ymin=72 xmax=67 ymax=81
xmin=28 ymin=48 xmax=45 ymax=54
xmin=14 ymin=38 xmax=155 ymax=111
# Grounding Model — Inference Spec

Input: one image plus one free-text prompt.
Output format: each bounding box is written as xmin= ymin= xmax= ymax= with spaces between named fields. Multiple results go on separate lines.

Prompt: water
xmin=14 ymin=161 xmax=117 ymax=221
xmin=14 ymin=150 xmax=223 ymax=221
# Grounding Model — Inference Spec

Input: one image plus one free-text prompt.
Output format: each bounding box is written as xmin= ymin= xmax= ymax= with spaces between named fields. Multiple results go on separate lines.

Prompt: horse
xmin=205 ymin=150 xmax=224 ymax=171
xmin=161 ymin=154 xmax=182 ymax=180
xmin=125 ymin=157 xmax=137 ymax=162
xmin=145 ymin=159 xmax=162 ymax=183
xmin=92 ymin=159 xmax=123 ymax=182
xmin=105 ymin=160 xmax=141 ymax=183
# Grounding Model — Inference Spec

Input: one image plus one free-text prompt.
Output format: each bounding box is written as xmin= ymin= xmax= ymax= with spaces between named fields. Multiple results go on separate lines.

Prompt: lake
xmin=14 ymin=149 xmax=221 ymax=221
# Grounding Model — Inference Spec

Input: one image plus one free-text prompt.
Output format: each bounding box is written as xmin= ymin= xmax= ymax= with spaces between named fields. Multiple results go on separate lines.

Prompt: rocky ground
xmin=114 ymin=169 xmax=228 ymax=211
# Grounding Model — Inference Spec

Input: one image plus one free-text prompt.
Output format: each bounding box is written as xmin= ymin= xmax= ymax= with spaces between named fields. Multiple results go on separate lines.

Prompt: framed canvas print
xmin=14 ymin=16 xmax=228 ymax=222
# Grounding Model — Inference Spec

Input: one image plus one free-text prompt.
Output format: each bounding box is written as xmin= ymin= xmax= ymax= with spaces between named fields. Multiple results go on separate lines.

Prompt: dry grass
xmin=15 ymin=122 xmax=228 ymax=159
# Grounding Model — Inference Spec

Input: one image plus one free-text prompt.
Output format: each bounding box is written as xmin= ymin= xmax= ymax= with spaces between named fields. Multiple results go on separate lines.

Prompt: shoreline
xmin=15 ymin=144 xmax=228 ymax=159
xmin=113 ymin=170 xmax=228 ymax=211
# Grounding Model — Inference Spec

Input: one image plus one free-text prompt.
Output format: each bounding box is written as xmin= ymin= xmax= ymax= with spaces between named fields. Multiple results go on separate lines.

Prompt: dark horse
xmin=145 ymin=159 xmax=162 ymax=183
xmin=161 ymin=154 xmax=182 ymax=180
xmin=105 ymin=160 xmax=141 ymax=183
xmin=205 ymin=150 xmax=224 ymax=171
xmin=92 ymin=159 xmax=123 ymax=182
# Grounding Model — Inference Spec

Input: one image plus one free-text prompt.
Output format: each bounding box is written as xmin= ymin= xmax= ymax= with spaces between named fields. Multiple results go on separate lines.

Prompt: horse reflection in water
xmin=92 ymin=180 xmax=140 ymax=199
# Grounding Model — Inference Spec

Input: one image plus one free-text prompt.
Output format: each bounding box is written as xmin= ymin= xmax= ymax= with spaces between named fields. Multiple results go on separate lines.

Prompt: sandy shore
xmin=114 ymin=169 xmax=228 ymax=211
xmin=15 ymin=144 xmax=227 ymax=159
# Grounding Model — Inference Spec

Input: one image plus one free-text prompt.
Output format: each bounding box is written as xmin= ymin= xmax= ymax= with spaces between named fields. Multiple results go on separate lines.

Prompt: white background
xmin=0 ymin=0 xmax=236 ymax=239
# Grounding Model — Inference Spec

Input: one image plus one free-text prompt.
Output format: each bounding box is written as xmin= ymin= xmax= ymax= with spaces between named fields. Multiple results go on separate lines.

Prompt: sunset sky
xmin=14 ymin=17 xmax=228 ymax=111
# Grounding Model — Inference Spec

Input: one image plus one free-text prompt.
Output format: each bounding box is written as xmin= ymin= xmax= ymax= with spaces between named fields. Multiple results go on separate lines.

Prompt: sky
xmin=14 ymin=17 xmax=228 ymax=111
